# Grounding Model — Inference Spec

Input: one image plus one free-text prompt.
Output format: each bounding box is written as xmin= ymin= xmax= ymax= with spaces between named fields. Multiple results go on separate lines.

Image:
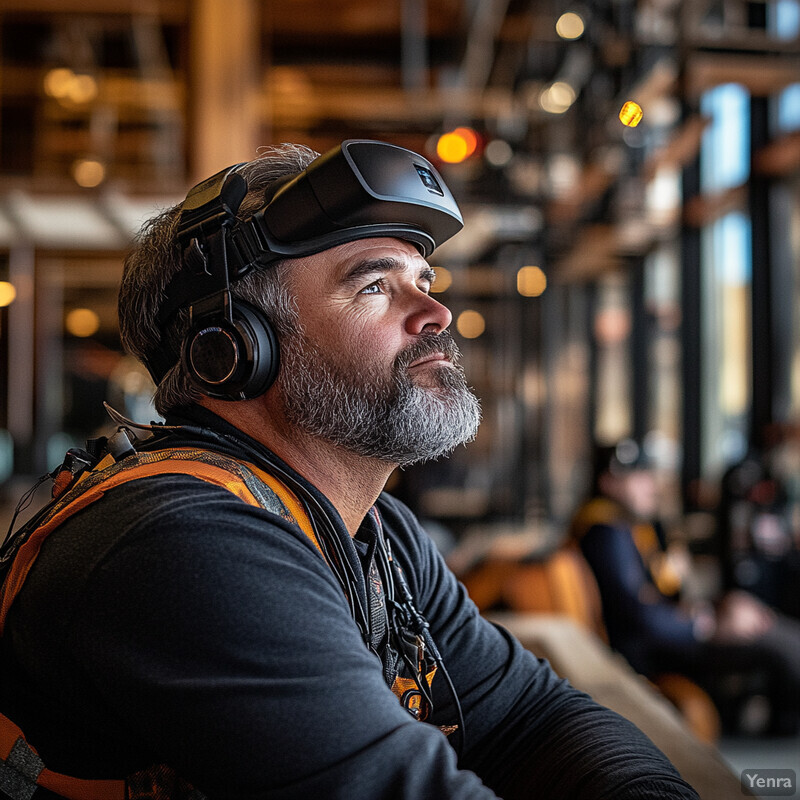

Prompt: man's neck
xmin=198 ymin=396 xmax=393 ymax=536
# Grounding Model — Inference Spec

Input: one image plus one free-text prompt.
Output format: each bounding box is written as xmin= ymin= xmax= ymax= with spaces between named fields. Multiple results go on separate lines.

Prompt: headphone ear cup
xmin=232 ymin=300 xmax=280 ymax=398
xmin=182 ymin=299 xmax=279 ymax=400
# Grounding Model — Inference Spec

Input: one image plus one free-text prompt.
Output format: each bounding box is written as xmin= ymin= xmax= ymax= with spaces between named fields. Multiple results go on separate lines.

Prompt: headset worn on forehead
xmin=146 ymin=139 xmax=463 ymax=400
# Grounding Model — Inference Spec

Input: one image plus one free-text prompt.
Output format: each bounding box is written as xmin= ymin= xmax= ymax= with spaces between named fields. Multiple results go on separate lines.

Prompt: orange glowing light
xmin=436 ymin=127 xmax=479 ymax=163
xmin=619 ymin=100 xmax=643 ymax=128
xmin=453 ymin=127 xmax=478 ymax=157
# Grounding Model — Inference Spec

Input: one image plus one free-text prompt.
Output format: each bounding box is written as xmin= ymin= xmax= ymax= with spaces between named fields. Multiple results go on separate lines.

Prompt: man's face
xmin=614 ymin=469 xmax=659 ymax=519
xmin=272 ymin=237 xmax=481 ymax=466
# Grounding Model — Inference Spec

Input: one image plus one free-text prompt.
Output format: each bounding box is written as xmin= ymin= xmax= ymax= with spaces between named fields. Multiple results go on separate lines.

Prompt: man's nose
xmin=405 ymin=290 xmax=453 ymax=336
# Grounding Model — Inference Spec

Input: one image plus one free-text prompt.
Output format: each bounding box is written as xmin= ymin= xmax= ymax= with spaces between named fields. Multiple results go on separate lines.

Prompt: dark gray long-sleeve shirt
xmin=1 ymin=411 xmax=699 ymax=799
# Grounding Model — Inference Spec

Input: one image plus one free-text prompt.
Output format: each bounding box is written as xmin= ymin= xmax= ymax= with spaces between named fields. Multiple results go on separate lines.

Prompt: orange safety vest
xmin=0 ymin=446 xmax=435 ymax=800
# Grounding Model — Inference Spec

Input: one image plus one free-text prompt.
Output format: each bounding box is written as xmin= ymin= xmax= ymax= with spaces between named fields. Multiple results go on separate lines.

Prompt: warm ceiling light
xmin=431 ymin=266 xmax=453 ymax=293
xmin=437 ymin=127 xmax=479 ymax=164
xmin=43 ymin=67 xmax=74 ymax=98
xmin=0 ymin=282 xmax=16 ymax=307
xmin=619 ymin=100 xmax=644 ymax=127
xmin=69 ymin=74 xmax=98 ymax=104
xmin=66 ymin=308 xmax=101 ymax=338
xmin=556 ymin=12 xmax=585 ymax=40
xmin=72 ymin=158 xmax=106 ymax=188
xmin=456 ymin=309 xmax=486 ymax=339
xmin=43 ymin=68 xmax=98 ymax=106
xmin=539 ymin=81 xmax=577 ymax=114
xmin=453 ymin=127 xmax=479 ymax=157
xmin=517 ymin=266 xmax=547 ymax=297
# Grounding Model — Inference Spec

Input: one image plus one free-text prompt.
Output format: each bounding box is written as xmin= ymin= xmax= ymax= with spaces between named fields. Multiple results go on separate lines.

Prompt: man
xmin=572 ymin=439 xmax=800 ymax=733
xmin=0 ymin=142 xmax=699 ymax=799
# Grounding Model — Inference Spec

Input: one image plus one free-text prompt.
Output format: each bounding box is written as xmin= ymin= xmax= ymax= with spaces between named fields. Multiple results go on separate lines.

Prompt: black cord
xmin=375 ymin=518 xmax=466 ymax=759
xmin=1 ymin=471 xmax=53 ymax=553
xmin=140 ymin=418 xmax=465 ymax=754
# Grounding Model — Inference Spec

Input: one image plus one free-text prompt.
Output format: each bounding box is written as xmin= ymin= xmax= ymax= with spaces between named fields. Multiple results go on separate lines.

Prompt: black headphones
xmin=148 ymin=140 xmax=464 ymax=400
xmin=144 ymin=163 xmax=282 ymax=401
xmin=181 ymin=297 xmax=280 ymax=401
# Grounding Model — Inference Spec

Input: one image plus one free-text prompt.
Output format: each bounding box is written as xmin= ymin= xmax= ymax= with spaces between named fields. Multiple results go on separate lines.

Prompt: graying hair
xmin=118 ymin=144 xmax=319 ymax=415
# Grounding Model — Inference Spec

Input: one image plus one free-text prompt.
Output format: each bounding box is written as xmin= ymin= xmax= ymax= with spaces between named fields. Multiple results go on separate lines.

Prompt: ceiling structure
xmin=0 ymin=0 xmax=798 ymax=279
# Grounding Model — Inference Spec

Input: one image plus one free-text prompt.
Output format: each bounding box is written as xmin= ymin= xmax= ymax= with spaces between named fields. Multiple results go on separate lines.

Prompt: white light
xmin=484 ymin=139 xmax=514 ymax=167
xmin=539 ymin=81 xmax=577 ymax=114
xmin=556 ymin=12 xmax=585 ymax=40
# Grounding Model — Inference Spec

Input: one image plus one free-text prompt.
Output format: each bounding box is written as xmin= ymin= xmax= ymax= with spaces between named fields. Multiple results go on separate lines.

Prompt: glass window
xmin=700 ymin=83 xmax=750 ymax=192
xmin=644 ymin=244 xmax=682 ymax=447
xmin=701 ymin=212 xmax=752 ymax=475
xmin=769 ymin=0 xmax=800 ymax=38
xmin=777 ymin=84 xmax=800 ymax=132
xmin=594 ymin=273 xmax=632 ymax=445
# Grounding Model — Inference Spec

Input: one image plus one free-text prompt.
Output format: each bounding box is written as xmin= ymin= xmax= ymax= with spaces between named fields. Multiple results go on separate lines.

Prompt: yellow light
xmin=72 ymin=158 xmax=106 ymax=188
xmin=431 ymin=266 xmax=453 ymax=294
xmin=43 ymin=68 xmax=98 ymax=106
xmin=456 ymin=309 xmax=485 ymax=339
xmin=43 ymin=67 xmax=74 ymax=98
xmin=556 ymin=12 xmax=585 ymax=39
xmin=0 ymin=282 xmax=16 ymax=307
xmin=517 ymin=266 xmax=547 ymax=297
xmin=619 ymin=100 xmax=643 ymax=127
xmin=66 ymin=308 xmax=100 ymax=338
xmin=436 ymin=127 xmax=478 ymax=164
xmin=68 ymin=74 xmax=98 ymax=104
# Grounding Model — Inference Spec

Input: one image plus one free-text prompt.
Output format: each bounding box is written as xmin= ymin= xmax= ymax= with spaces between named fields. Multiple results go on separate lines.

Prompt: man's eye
xmin=360 ymin=281 xmax=384 ymax=295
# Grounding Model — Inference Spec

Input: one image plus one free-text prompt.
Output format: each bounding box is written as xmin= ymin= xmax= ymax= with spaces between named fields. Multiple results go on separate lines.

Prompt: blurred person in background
xmin=717 ymin=430 xmax=800 ymax=620
xmin=571 ymin=439 xmax=800 ymax=734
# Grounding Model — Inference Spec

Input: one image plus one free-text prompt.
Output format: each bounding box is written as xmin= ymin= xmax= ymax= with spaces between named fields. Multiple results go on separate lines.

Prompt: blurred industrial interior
xmin=1 ymin=0 xmax=800 ymax=790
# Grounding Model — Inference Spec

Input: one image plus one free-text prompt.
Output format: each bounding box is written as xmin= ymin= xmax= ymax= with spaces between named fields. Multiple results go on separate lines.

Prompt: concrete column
xmin=188 ymin=0 xmax=261 ymax=182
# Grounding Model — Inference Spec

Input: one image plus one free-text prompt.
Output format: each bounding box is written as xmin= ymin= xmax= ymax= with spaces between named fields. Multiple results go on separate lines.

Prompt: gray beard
xmin=278 ymin=330 xmax=481 ymax=467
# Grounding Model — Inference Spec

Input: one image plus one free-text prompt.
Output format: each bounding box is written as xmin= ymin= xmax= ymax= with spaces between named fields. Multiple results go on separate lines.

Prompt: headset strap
xmin=0 ymin=448 xmax=320 ymax=636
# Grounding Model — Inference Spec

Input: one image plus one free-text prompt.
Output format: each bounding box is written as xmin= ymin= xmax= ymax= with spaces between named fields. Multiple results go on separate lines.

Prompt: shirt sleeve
xmin=377 ymin=494 xmax=701 ymax=800
xmin=579 ymin=523 xmax=697 ymax=649
xmin=69 ymin=477 xmax=499 ymax=800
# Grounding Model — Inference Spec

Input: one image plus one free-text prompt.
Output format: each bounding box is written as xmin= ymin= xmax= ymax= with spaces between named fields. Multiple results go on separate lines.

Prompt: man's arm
xmin=378 ymin=494 xmax=700 ymax=800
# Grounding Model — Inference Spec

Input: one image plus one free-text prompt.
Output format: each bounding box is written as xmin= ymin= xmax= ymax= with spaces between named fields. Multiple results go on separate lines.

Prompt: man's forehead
xmin=291 ymin=237 xmax=429 ymax=282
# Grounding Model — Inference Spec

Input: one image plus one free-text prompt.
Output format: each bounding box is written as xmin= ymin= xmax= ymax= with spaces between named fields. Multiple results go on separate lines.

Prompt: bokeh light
xmin=619 ymin=100 xmax=644 ymax=127
xmin=556 ymin=12 xmax=585 ymax=40
xmin=517 ymin=266 xmax=548 ymax=297
xmin=437 ymin=127 xmax=479 ymax=163
xmin=72 ymin=158 xmax=106 ymax=188
xmin=539 ymin=81 xmax=577 ymax=114
xmin=456 ymin=309 xmax=486 ymax=339
xmin=66 ymin=308 xmax=100 ymax=338
xmin=431 ymin=266 xmax=453 ymax=293
xmin=0 ymin=282 xmax=17 ymax=307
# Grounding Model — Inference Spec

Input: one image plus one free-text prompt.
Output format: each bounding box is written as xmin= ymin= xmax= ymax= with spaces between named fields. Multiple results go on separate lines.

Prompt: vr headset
xmin=148 ymin=140 xmax=463 ymax=398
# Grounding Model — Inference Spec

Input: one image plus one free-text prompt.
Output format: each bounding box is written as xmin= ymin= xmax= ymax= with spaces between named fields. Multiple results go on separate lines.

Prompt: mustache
xmin=395 ymin=330 xmax=462 ymax=371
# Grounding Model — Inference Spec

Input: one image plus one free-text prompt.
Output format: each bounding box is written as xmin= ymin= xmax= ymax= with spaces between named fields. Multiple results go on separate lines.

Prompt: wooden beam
xmin=686 ymin=52 xmax=800 ymax=98
xmin=188 ymin=0 xmax=261 ymax=181
xmin=754 ymin=131 xmax=800 ymax=176
xmin=643 ymin=115 xmax=711 ymax=181
xmin=683 ymin=185 xmax=747 ymax=227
